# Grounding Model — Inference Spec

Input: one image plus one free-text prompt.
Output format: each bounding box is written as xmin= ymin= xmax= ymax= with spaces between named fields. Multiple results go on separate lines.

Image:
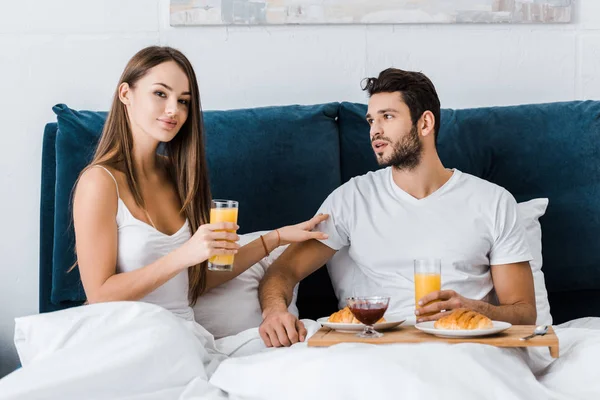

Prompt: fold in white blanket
xmin=0 ymin=302 xmax=598 ymax=400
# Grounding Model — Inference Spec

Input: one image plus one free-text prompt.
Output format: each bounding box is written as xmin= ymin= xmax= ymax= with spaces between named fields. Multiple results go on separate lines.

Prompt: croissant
xmin=328 ymin=306 xmax=386 ymax=324
xmin=433 ymin=308 xmax=493 ymax=330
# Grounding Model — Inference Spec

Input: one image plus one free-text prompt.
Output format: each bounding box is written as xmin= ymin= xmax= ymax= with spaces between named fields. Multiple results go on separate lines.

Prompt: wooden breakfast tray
xmin=308 ymin=325 xmax=559 ymax=358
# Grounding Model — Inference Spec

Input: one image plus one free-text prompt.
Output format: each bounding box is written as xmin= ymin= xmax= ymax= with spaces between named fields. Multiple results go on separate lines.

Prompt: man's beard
xmin=376 ymin=125 xmax=423 ymax=171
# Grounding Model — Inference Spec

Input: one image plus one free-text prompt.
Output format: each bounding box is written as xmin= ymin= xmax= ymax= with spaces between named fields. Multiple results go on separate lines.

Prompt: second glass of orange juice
xmin=414 ymin=259 xmax=441 ymax=316
xmin=208 ymin=199 xmax=239 ymax=271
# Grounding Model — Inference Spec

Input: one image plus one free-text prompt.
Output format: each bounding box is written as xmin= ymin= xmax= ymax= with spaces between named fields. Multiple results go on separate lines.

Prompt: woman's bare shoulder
xmin=74 ymin=165 xmax=120 ymax=210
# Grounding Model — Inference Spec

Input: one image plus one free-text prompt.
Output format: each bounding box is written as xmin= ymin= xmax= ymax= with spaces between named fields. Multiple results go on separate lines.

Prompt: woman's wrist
xmin=263 ymin=230 xmax=281 ymax=254
xmin=169 ymin=245 xmax=194 ymax=272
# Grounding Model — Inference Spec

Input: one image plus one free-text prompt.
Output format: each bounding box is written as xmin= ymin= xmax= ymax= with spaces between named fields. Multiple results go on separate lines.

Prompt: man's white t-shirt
xmin=315 ymin=168 xmax=532 ymax=319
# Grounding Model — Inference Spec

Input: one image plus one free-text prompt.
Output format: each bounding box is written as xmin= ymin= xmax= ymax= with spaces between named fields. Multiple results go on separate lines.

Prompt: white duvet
xmin=0 ymin=302 xmax=599 ymax=400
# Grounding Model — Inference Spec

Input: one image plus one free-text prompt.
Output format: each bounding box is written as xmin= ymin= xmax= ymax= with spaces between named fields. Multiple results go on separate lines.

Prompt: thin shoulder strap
xmin=93 ymin=165 xmax=120 ymax=199
xmin=92 ymin=165 xmax=157 ymax=229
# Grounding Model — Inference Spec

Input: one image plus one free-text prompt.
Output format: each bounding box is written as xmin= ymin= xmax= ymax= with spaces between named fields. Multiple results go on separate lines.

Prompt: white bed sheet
xmin=210 ymin=317 xmax=600 ymax=400
xmin=0 ymin=302 xmax=599 ymax=400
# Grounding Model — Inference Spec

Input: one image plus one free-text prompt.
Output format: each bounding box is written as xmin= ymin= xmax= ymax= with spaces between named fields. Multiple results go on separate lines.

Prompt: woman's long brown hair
xmin=75 ymin=46 xmax=211 ymax=305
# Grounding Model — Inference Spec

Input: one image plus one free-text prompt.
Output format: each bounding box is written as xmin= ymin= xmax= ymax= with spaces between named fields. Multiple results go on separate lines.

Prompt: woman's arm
xmin=73 ymin=168 xmax=190 ymax=303
xmin=204 ymin=214 xmax=330 ymax=291
xmin=204 ymin=230 xmax=280 ymax=291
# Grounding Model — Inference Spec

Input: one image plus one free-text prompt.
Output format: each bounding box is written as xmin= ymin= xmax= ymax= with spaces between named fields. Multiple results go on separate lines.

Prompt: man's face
xmin=366 ymin=92 xmax=423 ymax=170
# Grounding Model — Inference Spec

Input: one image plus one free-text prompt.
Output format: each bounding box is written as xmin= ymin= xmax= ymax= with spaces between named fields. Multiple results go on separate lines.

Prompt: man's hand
xmin=415 ymin=274 xmax=536 ymax=326
xmin=259 ymin=309 xmax=307 ymax=347
xmin=258 ymin=239 xmax=337 ymax=347
xmin=415 ymin=290 xmax=475 ymax=323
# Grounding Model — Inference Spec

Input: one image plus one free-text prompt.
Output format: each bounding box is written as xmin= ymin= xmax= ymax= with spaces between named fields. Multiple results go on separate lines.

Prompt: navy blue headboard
xmin=39 ymin=122 xmax=84 ymax=312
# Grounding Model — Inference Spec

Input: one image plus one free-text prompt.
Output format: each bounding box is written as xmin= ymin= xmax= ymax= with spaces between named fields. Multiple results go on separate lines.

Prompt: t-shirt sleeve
xmin=489 ymin=190 xmax=533 ymax=266
xmin=313 ymin=185 xmax=351 ymax=251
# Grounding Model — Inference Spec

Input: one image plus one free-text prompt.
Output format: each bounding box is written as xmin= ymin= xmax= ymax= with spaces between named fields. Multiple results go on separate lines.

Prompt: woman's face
xmin=120 ymin=61 xmax=191 ymax=144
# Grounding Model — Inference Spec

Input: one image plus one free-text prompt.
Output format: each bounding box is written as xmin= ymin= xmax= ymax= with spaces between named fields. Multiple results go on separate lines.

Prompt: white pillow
xmin=193 ymin=231 xmax=298 ymax=338
xmin=516 ymin=198 xmax=552 ymax=325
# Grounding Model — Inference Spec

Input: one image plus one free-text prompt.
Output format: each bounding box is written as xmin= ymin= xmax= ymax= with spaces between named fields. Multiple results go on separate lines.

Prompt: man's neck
xmin=390 ymin=155 xmax=453 ymax=200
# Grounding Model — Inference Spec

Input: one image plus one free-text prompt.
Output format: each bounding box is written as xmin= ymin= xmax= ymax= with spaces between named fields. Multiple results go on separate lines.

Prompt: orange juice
xmin=414 ymin=273 xmax=441 ymax=313
xmin=209 ymin=206 xmax=238 ymax=268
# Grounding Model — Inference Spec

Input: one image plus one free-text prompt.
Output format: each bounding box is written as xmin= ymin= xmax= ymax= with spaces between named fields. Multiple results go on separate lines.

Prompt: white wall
xmin=0 ymin=0 xmax=599 ymax=377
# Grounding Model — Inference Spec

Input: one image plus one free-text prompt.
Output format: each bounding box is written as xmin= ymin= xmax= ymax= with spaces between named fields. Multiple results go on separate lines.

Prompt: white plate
xmin=317 ymin=314 xmax=406 ymax=333
xmin=415 ymin=321 xmax=512 ymax=338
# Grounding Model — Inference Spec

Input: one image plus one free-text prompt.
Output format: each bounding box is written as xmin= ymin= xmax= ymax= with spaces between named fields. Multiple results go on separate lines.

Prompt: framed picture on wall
xmin=170 ymin=0 xmax=573 ymax=26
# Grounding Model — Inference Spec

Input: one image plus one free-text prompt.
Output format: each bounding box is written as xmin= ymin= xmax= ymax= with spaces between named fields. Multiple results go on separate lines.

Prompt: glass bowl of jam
xmin=346 ymin=296 xmax=390 ymax=338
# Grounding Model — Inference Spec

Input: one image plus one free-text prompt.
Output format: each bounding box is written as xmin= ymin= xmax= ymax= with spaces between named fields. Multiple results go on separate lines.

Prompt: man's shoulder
xmin=324 ymin=168 xmax=389 ymax=205
xmin=343 ymin=167 xmax=389 ymax=191
xmin=458 ymin=171 xmax=513 ymax=201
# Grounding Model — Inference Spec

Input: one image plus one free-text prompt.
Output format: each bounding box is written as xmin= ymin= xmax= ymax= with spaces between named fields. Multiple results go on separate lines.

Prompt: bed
xmin=1 ymin=100 xmax=599 ymax=399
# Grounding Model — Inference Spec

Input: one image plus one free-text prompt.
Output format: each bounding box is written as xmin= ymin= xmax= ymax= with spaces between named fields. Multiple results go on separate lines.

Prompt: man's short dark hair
xmin=362 ymin=68 xmax=441 ymax=144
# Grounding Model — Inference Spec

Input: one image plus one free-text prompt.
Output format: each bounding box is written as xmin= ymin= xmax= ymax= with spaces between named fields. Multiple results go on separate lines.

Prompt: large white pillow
xmin=193 ymin=231 xmax=297 ymax=339
xmin=516 ymin=198 xmax=552 ymax=325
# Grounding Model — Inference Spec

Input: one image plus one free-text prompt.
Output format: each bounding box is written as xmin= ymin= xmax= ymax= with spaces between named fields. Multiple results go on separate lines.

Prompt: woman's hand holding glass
xmin=177 ymin=222 xmax=240 ymax=269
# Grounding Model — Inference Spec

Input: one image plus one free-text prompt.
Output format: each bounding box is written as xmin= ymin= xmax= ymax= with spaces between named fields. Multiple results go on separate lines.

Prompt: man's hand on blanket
xmin=259 ymin=309 xmax=307 ymax=347
xmin=415 ymin=290 xmax=476 ymax=323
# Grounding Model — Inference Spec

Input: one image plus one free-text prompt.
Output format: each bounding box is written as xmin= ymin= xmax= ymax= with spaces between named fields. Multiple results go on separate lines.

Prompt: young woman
xmin=72 ymin=46 xmax=328 ymax=322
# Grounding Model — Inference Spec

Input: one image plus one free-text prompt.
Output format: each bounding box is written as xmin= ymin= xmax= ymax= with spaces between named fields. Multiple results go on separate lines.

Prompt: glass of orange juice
xmin=414 ymin=259 xmax=441 ymax=316
xmin=208 ymin=199 xmax=239 ymax=272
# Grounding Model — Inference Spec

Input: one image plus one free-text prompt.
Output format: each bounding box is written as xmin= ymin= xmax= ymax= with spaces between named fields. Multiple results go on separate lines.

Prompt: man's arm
xmin=415 ymin=261 xmax=537 ymax=325
xmin=258 ymin=239 xmax=337 ymax=347
xmin=486 ymin=261 xmax=536 ymax=324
